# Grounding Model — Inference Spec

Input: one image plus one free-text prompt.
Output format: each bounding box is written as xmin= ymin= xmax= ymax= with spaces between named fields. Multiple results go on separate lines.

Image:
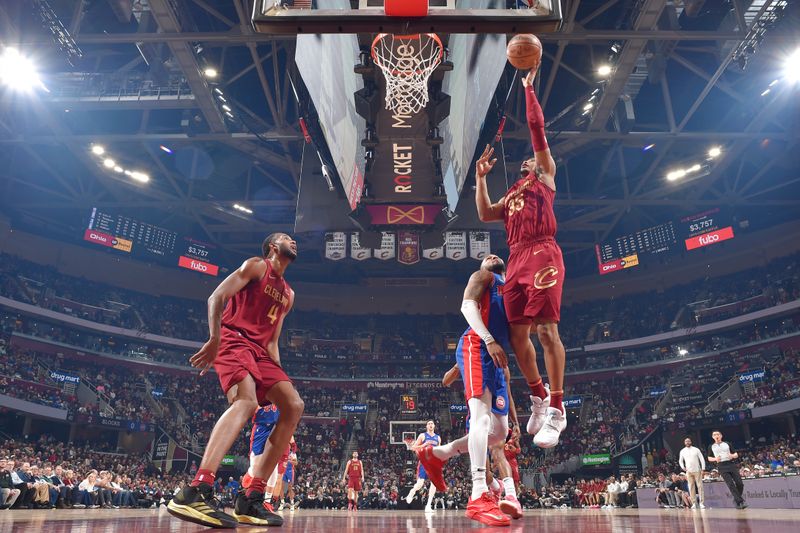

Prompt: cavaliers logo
xmin=495 ymin=396 xmax=506 ymax=410
xmin=387 ymin=205 xmax=425 ymax=224
xmin=533 ymin=266 xmax=559 ymax=289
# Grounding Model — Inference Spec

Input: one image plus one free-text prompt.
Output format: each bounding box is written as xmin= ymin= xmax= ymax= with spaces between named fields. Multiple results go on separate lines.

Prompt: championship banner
xmin=350 ymin=233 xmax=372 ymax=261
xmin=469 ymin=231 xmax=490 ymax=260
xmin=423 ymin=246 xmax=444 ymax=260
xmin=374 ymin=232 xmax=396 ymax=260
xmin=397 ymin=231 xmax=420 ymax=265
xmin=324 ymin=232 xmax=346 ymax=261
xmin=49 ymin=370 xmax=80 ymax=384
xmin=445 ymin=231 xmax=467 ymax=260
xmin=365 ymin=204 xmax=441 ymax=225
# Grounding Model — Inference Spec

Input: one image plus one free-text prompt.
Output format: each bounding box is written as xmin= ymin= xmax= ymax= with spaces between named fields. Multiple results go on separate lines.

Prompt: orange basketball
xmin=506 ymin=34 xmax=542 ymax=70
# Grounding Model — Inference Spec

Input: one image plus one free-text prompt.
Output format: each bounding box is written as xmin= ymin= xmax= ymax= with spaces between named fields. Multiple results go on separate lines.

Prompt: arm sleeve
xmin=460 ymin=299 xmax=494 ymax=344
xmin=525 ymin=86 xmax=548 ymax=152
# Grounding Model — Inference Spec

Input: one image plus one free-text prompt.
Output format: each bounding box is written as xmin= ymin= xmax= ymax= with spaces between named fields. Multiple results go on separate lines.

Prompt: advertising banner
xmin=49 ymin=370 xmax=80 ymax=384
xmin=581 ymin=454 xmax=611 ymax=466
xmin=341 ymin=404 xmax=369 ymax=413
xmin=739 ymin=369 xmax=766 ymax=383
xmin=563 ymin=396 xmax=583 ymax=409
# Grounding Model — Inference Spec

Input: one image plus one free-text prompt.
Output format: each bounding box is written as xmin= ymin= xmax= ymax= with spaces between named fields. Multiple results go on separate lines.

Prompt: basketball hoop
xmin=371 ymin=33 xmax=443 ymax=115
xmin=403 ymin=435 xmax=415 ymax=451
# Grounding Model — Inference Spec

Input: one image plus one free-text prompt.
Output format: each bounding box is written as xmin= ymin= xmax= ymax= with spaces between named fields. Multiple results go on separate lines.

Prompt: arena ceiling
xmin=0 ymin=0 xmax=798 ymax=281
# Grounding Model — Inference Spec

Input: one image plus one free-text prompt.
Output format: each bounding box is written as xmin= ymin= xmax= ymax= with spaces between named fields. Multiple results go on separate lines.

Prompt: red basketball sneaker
xmin=262 ymin=501 xmax=274 ymax=513
xmin=416 ymin=445 xmax=446 ymax=492
xmin=241 ymin=472 xmax=253 ymax=489
xmin=499 ymin=495 xmax=524 ymax=519
xmin=466 ymin=492 xmax=511 ymax=527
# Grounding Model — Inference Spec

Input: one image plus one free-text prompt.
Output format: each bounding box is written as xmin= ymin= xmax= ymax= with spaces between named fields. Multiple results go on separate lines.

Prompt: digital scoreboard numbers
xmin=679 ymin=208 xmax=735 ymax=251
xmin=84 ymin=208 xmax=220 ymax=276
xmin=401 ymin=394 xmax=418 ymax=415
xmin=178 ymin=238 xmax=219 ymax=276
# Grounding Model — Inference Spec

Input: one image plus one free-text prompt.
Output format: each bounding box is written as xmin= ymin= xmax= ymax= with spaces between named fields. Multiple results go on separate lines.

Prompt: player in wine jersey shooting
xmin=343 ymin=451 xmax=365 ymax=511
xmin=418 ymin=254 xmax=519 ymax=526
xmin=474 ymin=66 xmax=568 ymax=449
xmin=404 ymin=420 xmax=441 ymax=512
xmin=168 ymin=233 xmax=304 ymax=528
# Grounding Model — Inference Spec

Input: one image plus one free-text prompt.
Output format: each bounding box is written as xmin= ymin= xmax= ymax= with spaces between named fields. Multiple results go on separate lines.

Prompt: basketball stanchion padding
xmin=385 ymin=0 xmax=428 ymax=18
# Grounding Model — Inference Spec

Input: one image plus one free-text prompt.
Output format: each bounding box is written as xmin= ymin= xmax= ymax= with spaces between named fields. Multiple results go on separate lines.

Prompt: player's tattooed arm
xmin=190 ymin=257 xmax=266 ymax=375
xmin=266 ymin=288 xmax=294 ymax=366
xmin=462 ymin=270 xmax=508 ymax=368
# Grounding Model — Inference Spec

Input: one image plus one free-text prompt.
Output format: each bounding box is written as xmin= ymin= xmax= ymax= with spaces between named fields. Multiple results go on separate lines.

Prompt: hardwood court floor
xmin=3 ymin=506 xmax=800 ymax=532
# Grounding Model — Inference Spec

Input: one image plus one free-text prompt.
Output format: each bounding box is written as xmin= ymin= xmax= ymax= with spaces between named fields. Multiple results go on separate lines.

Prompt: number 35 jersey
xmin=222 ymin=260 xmax=291 ymax=350
xmin=503 ymin=176 xmax=557 ymax=247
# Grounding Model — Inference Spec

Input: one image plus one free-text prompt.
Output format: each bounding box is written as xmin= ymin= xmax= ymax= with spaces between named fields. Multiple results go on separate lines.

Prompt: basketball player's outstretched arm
xmin=461 ymin=269 xmax=508 ymax=368
xmin=475 ymin=144 xmax=505 ymax=222
xmin=189 ymin=257 xmax=266 ymax=375
xmin=522 ymin=70 xmax=557 ymax=191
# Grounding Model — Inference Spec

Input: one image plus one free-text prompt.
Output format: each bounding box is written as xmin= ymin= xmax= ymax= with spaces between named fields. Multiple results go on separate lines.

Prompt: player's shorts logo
xmin=533 ymin=266 xmax=559 ymax=289
xmin=495 ymin=396 xmax=506 ymax=410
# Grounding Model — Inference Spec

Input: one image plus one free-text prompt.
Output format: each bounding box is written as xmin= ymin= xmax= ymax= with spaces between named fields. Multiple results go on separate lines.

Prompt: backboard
xmin=253 ymin=0 xmax=563 ymax=35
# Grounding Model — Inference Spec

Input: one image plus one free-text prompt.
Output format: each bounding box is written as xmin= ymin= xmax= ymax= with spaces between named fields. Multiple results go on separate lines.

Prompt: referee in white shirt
xmin=707 ymin=430 xmax=747 ymax=509
xmin=678 ymin=437 xmax=705 ymax=509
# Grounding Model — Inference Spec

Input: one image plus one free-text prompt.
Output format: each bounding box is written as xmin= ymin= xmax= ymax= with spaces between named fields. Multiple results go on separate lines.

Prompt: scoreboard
xmin=400 ymin=394 xmax=418 ymax=415
xmin=84 ymin=208 xmax=220 ymax=276
xmin=596 ymin=208 xmax=736 ymax=274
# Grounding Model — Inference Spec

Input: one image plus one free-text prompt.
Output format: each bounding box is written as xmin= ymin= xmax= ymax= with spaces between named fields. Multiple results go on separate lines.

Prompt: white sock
xmin=407 ymin=479 xmax=424 ymax=501
xmin=432 ymin=435 xmax=469 ymax=460
xmin=426 ymin=486 xmax=436 ymax=507
xmin=489 ymin=478 xmax=502 ymax=492
xmin=502 ymin=477 xmax=516 ymax=499
xmin=468 ymin=392 xmax=491 ymax=500
xmin=265 ymin=490 xmax=273 ymax=500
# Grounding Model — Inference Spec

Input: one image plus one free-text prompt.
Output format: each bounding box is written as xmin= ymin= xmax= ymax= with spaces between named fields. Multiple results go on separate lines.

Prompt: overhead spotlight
xmin=708 ymin=146 xmax=722 ymax=158
xmin=597 ymin=64 xmax=612 ymax=77
xmin=233 ymin=203 xmax=253 ymax=214
xmin=159 ymin=145 xmax=173 ymax=154
xmin=91 ymin=145 xmax=105 ymax=155
xmin=113 ymin=166 xmax=123 ymax=173
xmin=103 ymin=158 xmax=116 ymax=168
xmin=678 ymin=348 xmax=688 ymax=356
xmin=784 ymin=48 xmax=800 ymax=82
xmin=225 ymin=111 xmax=234 ymax=118
xmin=0 ymin=47 xmax=47 ymax=92
xmin=643 ymin=143 xmax=656 ymax=152
xmin=221 ymin=104 xmax=231 ymax=112
xmin=761 ymin=88 xmax=771 ymax=96
xmin=583 ymin=102 xmax=594 ymax=111
xmin=130 ymin=171 xmax=150 ymax=183
xmin=666 ymin=169 xmax=686 ymax=181
xmin=203 ymin=67 xmax=218 ymax=78
xmin=687 ymin=163 xmax=702 ymax=172
xmin=216 ymin=94 xmax=226 ymax=102
xmin=214 ymin=88 xmax=223 ymax=95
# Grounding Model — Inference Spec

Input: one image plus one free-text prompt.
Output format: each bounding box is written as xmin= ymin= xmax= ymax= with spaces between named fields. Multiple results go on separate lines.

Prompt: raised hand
xmin=475 ymin=144 xmax=498 ymax=180
xmin=522 ymin=69 xmax=537 ymax=88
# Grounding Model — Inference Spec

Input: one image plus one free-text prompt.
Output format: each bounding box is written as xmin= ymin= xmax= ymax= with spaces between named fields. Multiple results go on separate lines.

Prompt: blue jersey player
xmin=404 ymin=421 xmax=441 ymax=511
xmin=417 ymin=254 xmax=518 ymax=526
xmin=242 ymin=405 xmax=282 ymax=513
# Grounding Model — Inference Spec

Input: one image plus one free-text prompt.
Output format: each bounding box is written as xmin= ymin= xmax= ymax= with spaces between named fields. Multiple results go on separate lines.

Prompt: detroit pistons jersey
xmin=503 ymin=176 xmax=558 ymax=247
xmin=462 ymin=273 xmax=510 ymax=348
xmin=252 ymin=404 xmax=279 ymax=426
xmin=420 ymin=432 xmax=440 ymax=447
xmin=221 ymin=261 xmax=291 ymax=350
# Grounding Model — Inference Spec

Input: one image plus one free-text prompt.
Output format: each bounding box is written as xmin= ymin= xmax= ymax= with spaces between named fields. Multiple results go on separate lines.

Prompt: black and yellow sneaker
xmin=233 ymin=491 xmax=284 ymax=526
xmin=167 ymin=484 xmax=238 ymax=529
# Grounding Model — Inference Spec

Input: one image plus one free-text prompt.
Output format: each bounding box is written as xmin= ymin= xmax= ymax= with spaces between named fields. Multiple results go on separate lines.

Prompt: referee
xmin=707 ymin=430 xmax=748 ymax=509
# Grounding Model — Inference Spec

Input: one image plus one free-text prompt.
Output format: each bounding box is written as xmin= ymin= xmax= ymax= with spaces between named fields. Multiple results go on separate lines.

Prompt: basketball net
xmin=371 ymin=33 xmax=443 ymax=115
xmin=403 ymin=436 xmax=415 ymax=451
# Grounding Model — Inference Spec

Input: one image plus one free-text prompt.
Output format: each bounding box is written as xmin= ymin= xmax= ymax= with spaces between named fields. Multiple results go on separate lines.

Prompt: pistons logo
xmin=495 ymin=396 xmax=506 ymax=410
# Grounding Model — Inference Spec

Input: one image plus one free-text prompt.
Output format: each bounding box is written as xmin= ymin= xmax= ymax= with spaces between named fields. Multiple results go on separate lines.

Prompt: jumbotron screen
xmin=596 ymin=208 xmax=735 ymax=274
xmin=84 ymin=208 xmax=220 ymax=276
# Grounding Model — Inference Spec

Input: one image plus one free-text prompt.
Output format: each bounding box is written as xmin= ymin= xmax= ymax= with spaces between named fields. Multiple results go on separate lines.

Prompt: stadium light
xmin=0 ymin=47 xmax=47 ymax=92
xmin=159 ymin=145 xmax=173 ymax=154
xmin=708 ymin=146 xmax=722 ymax=159
xmin=91 ymin=145 xmax=105 ymax=156
xmin=597 ymin=64 xmax=612 ymax=77
xmin=687 ymin=164 xmax=702 ymax=173
xmin=233 ymin=203 xmax=253 ymax=214
xmin=678 ymin=348 xmax=688 ymax=356
xmin=784 ymin=48 xmax=800 ymax=82
xmin=103 ymin=158 xmax=116 ymax=168
xmin=113 ymin=166 xmax=123 ymax=173
xmin=203 ymin=67 xmax=218 ymax=79
xmin=129 ymin=171 xmax=150 ymax=183
xmin=666 ymin=169 xmax=686 ymax=181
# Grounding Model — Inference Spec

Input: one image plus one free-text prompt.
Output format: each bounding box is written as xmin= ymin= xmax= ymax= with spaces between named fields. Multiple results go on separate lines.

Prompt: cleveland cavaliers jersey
xmin=347 ymin=460 xmax=362 ymax=477
xmin=221 ymin=260 xmax=291 ymax=350
xmin=462 ymin=273 xmax=510 ymax=349
xmin=503 ymin=176 xmax=557 ymax=246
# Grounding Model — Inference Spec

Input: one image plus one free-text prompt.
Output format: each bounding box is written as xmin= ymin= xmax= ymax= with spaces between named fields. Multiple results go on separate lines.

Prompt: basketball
xmin=506 ymin=34 xmax=542 ymax=70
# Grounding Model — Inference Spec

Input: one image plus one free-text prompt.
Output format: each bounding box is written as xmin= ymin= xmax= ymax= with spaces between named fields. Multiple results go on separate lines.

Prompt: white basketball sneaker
xmin=533 ymin=406 xmax=567 ymax=448
xmin=526 ymin=385 xmax=551 ymax=435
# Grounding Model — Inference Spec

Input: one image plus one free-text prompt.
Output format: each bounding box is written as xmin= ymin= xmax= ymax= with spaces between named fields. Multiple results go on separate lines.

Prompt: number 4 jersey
xmin=221 ymin=260 xmax=291 ymax=351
